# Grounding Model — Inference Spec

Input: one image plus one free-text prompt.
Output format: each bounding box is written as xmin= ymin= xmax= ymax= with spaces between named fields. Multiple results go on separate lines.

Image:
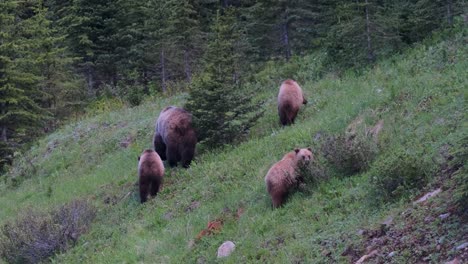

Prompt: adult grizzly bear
xmin=138 ymin=149 xmax=164 ymax=203
xmin=265 ymin=148 xmax=313 ymax=208
xmin=154 ymin=106 xmax=197 ymax=168
xmin=277 ymin=79 xmax=307 ymax=126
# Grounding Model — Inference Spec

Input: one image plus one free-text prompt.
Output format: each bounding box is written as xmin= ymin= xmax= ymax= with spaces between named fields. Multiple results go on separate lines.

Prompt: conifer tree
xmin=185 ymin=9 xmax=263 ymax=148
xmin=0 ymin=1 xmax=53 ymax=170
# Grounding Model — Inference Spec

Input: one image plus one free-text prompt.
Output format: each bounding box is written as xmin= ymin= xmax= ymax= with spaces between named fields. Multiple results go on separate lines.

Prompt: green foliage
xmin=450 ymin=135 xmax=468 ymax=215
xmin=185 ymin=9 xmax=264 ymax=148
xmin=321 ymin=132 xmax=379 ymax=176
xmin=296 ymin=159 xmax=329 ymax=192
xmin=0 ymin=22 xmax=466 ymax=264
xmin=84 ymin=97 xmax=125 ymax=116
xmin=0 ymin=200 xmax=95 ymax=264
xmin=369 ymin=144 xmax=435 ymax=202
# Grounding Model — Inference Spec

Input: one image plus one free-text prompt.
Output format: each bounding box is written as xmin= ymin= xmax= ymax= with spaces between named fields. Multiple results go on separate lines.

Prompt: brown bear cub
xmin=138 ymin=149 xmax=164 ymax=203
xmin=277 ymin=79 xmax=307 ymax=126
xmin=265 ymin=148 xmax=314 ymax=208
xmin=154 ymin=106 xmax=197 ymax=168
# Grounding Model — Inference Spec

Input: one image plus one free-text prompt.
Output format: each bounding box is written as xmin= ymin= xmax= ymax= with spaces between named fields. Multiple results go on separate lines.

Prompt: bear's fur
xmin=138 ymin=149 xmax=164 ymax=203
xmin=265 ymin=148 xmax=314 ymax=208
xmin=154 ymin=106 xmax=197 ymax=168
xmin=277 ymin=79 xmax=307 ymax=126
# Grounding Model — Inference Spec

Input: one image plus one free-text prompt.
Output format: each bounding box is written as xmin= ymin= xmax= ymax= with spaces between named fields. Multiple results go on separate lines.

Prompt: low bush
xmin=369 ymin=145 xmax=435 ymax=202
xmin=0 ymin=200 xmax=96 ymax=264
xmin=321 ymin=132 xmax=378 ymax=175
xmin=296 ymin=159 xmax=329 ymax=192
xmin=449 ymin=136 xmax=468 ymax=215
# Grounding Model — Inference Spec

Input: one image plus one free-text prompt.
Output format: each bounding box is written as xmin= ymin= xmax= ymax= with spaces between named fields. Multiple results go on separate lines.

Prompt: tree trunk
xmin=86 ymin=66 xmax=94 ymax=96
xmin=160 ymin=49 xmax=167 ymax=93
xmin=184 ymin=49 xmax=192 ymax=83
xmin=142 ymin=70 xmax=149 ymax=95
xmin=282 ymin=22 xmax=291 ymax=61
xmin=447 ymin=0 xmax=453 ymax=26
xmin=364 ymin=0 xmax=375 ymax=63
xmin=1 ymin=103 xmax=6 ymax=143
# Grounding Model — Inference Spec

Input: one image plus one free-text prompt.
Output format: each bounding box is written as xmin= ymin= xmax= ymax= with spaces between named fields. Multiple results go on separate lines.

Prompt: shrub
xmin=321 ymin=132 xmax=378 ymax=175
xmin=296 ymin=159 xmax=329 ymax=192
xmin=0 ymin=200 xmax=96 ymax=264
xmin=369 ymin=146 xmax=435 ymax=202
xmin=449 ymin=136 xmax=468 ymax=215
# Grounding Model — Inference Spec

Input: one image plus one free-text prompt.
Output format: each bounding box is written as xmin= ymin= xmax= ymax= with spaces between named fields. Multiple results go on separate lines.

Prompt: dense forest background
xmin=0 ymin=0 xmax=466 ymax=171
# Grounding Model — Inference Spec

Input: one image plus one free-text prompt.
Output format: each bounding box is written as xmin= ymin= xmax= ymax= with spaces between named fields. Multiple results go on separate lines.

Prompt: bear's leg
xmin=166 ymin=144 xmax=179 ymax=167
xmin=271 ymin=189 xmax=287 ymax=208
xmin=154 ymin=133 xmax=166 ymax=160
xmin=139 ymin=179 xmax=149 ymax=203
xmin=279 ymin=111 xmax=287 ymax=126
xmin=289 ymin=108 xmax=299 ymax=125
xmin=181 ymin=147 xmax=195 ymax=168
xmin=149 ymin=177 xmax=161 ymax=197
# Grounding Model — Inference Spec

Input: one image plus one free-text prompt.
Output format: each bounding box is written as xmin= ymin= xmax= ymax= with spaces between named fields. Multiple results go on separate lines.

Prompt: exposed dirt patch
xmin=346 ymin=160 xmax=467 ymax=263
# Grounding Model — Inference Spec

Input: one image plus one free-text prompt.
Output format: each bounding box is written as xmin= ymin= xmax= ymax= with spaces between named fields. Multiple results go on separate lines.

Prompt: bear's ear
xmin=307 ymin=147 xmax=312 ymax=152
xmin=294 ymin=148 xmax=300 ymax=154
xmin=137 ymin=156 xmax=140 ymax=161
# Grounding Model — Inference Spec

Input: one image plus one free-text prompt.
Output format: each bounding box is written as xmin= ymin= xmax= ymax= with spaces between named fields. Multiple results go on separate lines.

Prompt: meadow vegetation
xmin=0 ymin=27 xmax=466 ymax=263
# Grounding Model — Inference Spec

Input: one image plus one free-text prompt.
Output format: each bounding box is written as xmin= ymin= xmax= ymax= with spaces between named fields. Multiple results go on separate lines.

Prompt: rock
xmin=355 ymin=250 xmax=378 ymax=264
xmin=187 ymin=239 xmax=195 ymax=249
xmin=439 ymin=213 xmax=451 ymax=220
xmin=387 ymin=251 xmax=396 ymax=258
xmin=414 ymin=188 xmax=442 ymax=205
xmin=445 ymin=257 xmax=460 ymax=264
xmin=455 ymin=242 xmax=468 ymax=250
xmin=357 ymin=229 xmax=366 ymax=236
xmin=382 ymin=216 xmax=393 ymax=227
xmin=217 ymin=241 xmax=235 ymax=258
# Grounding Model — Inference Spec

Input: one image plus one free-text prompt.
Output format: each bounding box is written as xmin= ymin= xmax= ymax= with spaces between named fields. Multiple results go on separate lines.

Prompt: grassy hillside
xmin=1 ymin=29 xmax=466 ymax=263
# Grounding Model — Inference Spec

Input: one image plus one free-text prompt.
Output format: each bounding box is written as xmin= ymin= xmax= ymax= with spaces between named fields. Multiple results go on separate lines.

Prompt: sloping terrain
xmin=0 ymin=30 xmax=466 ymax=263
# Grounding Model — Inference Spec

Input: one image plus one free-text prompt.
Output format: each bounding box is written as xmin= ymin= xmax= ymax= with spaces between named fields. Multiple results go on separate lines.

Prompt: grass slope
xmin=1 ymin=30 xmax=466 ymax=263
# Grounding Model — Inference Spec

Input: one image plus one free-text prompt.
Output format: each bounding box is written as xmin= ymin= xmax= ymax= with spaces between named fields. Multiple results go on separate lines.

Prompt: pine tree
xmin=0 ymin=1 xmax=52 ymax=171
xmin=325 ymin=0 xmax=403 ymax=68
xmin=185 ymin=9 xmax=263 ymax=148
xmin=245 ymin=0 xmax=321 ymax=61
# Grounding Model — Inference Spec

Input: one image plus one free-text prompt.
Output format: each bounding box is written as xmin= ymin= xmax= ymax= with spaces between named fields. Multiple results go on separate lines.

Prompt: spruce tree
xmin=0 ymin=1 xmax=52 ymax=171
xmin=185 ymin=9 xmax=263 ymax=148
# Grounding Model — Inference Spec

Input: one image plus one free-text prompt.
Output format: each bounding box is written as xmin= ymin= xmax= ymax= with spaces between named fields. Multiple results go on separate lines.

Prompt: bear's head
xmin=294 ymin=148 xmax=314 ymax=165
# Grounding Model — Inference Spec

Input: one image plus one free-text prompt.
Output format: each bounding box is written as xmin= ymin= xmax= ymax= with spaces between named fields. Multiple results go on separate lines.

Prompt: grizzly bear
xmin=265 ymin=148 xmax=314 ymax=208
xmin=277 ymin=79 xmax=307 ymax=126
xmin=138 ymin=149 xmax=164 ymax=203
xmin=153 ymin=106 xmax=197 ymax=168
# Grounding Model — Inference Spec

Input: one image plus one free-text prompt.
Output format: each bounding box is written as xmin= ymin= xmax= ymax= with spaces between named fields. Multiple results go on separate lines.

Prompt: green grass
xmin=1 ymin=28 xmax=467 ymax=263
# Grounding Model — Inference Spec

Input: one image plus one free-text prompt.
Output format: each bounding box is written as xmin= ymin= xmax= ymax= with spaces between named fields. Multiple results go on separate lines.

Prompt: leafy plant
xmin=0 ymin=200 xmax=96 ymax=264
xmin=369 ymin=145 xmax=435 ymax=202
xmin=321 ymin=131 xmax=378 ymax=175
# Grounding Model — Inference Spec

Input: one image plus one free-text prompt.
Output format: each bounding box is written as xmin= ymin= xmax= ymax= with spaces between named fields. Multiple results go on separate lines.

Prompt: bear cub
xmin=265 ymin=148 xmax=314 ymax=208
xmin=138 ymin=149 xmax=164 ymax=203
xmin=277 ymin=79 xmax=307 ymax=126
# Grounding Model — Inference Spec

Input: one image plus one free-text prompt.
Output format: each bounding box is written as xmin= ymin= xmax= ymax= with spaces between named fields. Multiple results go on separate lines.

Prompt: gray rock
xmin=439 ymin=213 xmax=451 ymax=220
xmin=414 ymin=188 xmax=441 ymax=205
xmin=217 ymin=241 xmax=236 ymax=258
xmin=387 ymin=251 xmax=396 ymax=258
xmin=456 ymin=242 xmax=468 ymax=250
